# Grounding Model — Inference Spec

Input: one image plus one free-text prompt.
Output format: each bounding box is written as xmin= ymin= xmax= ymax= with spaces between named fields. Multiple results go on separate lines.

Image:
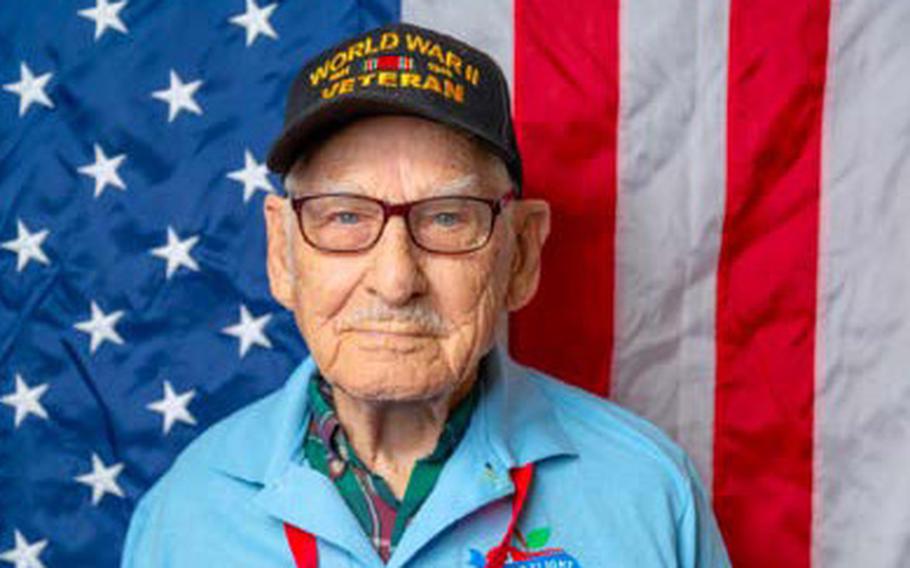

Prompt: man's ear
xmin=263 ymin=194 xmax=295 ymax=310
xmin=505 ymin=198 xmax=551 ymax=312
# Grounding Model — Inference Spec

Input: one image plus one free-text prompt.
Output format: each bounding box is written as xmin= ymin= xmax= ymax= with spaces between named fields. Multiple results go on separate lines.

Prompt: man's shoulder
xmin=507 ymin=362 xmax=730 ymax=567
xmin=155 ymin=356 xmax=316 ymax=490
xmin=121 ymin=383 xmax=297 ymax=565
xmin=166 ymin=384 xmax=290 ymax=486
xmin=517 ymin=362 xmax=698 ymax=495
xmin=126 ymin=384 xmax=290 ymax=522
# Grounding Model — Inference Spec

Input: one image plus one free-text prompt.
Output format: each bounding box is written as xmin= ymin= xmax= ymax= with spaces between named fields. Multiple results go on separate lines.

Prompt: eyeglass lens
xmin=298 ymin=195 xmax=495 ymax=253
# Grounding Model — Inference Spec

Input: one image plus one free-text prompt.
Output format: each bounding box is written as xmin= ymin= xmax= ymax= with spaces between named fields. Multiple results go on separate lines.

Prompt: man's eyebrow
xmin=300 ymin=174 xmax=482 ymax=197
xmin=421 ymin=174 xmax=479 ymax=197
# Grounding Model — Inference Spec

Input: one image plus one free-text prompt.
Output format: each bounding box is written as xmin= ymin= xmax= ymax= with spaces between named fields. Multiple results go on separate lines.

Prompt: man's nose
xmin=365 ymin=217 xmax=428 ymax=305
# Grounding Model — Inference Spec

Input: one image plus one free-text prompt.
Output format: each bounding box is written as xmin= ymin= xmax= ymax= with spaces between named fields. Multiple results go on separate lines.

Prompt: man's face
xmin=264 ymin=115 xmax=548 ymax=404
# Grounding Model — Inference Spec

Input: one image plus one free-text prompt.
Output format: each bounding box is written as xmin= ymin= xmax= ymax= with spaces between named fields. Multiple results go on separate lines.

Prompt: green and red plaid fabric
xmin=303 ymin=374 xmax=478 ymax=563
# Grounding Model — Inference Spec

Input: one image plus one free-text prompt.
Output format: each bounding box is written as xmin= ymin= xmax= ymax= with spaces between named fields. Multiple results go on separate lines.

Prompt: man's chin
xmin=330 ymin=376 xmax=455 ymax=404
xmin=327 ymin=352 xmax=453 ymax=402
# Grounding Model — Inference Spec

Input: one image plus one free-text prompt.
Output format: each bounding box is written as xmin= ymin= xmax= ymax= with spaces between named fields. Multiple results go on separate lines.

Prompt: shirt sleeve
xmin=675 ymin=456 xmax=733 ymax=568
xmin=120 ymin=483 xmax=170 ymax=568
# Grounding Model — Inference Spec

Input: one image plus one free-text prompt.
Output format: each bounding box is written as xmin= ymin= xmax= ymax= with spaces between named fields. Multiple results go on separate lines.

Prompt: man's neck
xmin=330 ymin=374 xmax=477 ymax=500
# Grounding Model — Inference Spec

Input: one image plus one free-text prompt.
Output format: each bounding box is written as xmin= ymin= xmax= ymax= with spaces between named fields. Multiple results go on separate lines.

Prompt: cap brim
xmin=266 ymin=94 xmax=515 ymax=178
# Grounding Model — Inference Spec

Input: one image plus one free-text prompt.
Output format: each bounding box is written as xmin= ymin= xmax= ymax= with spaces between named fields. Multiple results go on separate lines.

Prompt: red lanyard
xmin=284 ymin=463 xmax=535 ymax=568
xmin=284 ymin=523 xmax=318 ymax=567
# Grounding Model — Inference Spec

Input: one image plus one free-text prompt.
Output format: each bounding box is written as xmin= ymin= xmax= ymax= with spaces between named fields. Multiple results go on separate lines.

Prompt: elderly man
xmin=122 ymin=22 xmax=730 ymax=568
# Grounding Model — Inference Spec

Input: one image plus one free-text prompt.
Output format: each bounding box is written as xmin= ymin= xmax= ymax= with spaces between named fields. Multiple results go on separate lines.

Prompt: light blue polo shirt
xmin=121 ymin=344 xmax=731 ymax=567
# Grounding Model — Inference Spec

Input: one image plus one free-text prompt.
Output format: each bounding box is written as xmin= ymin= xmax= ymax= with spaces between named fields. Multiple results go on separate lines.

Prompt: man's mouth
xmin=345 ymin=326 xmax=439 ymax=353
xmin=348 ymin=326 xmax=439 ymax=338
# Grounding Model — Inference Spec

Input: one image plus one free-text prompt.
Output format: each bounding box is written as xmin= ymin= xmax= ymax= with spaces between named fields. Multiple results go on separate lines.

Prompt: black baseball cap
xmin=266 ymin=22 xmax=523 ymax=191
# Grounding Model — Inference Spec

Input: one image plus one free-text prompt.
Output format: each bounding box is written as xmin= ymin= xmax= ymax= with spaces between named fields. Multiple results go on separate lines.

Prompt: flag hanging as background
xmin=2 ymin=1 xmax=908 ymax=567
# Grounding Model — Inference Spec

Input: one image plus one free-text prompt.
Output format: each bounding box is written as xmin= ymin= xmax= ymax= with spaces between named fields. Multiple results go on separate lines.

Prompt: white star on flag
xmin=73 ymin=301 xmax=125 ymax=355
xmin=146 ymin=380 xmax=197 ymax=435
xmin=1 ymin=374 xmax=49 ymax=429
xmin=0 ymin=529 xmax=48 ymax=568
xmin=77 ymin=143 xmax=127 ymax=198
xmin=229 ymin=0 xmax=279 ymax=47
xmin=222 ymin=304 xmax=273 ymax=358
xmin=227 ymin=149 xmax=275 ymax=203
xmin=151 ymin=70 xmax=203 ymax=123
xmin=74 ymin=453 xmax=125 ymax=506
xmin=3 ymin=62 xmax=54 ymax=117
xmin=78 ymin=0 xmax=129 ymax=41
xmin=2 ymin=219 xmax=50 ymax=272
xmin=150 ymin=226 xmax=200 ymax=279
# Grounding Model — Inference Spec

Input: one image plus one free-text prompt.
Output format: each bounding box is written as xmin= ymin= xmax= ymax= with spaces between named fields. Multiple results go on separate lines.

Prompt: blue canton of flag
xmin=1 ymin=1 xmax=399 ymax=565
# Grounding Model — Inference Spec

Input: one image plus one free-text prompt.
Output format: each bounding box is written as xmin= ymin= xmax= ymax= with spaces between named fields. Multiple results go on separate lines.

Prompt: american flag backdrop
xmin=2 ymin=1 xmax=909 ymax=567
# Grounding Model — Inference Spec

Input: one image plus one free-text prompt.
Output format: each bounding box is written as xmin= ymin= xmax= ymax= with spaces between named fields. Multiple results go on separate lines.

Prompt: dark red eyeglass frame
xmin=289 ymin=187 xmax=518 ymax=254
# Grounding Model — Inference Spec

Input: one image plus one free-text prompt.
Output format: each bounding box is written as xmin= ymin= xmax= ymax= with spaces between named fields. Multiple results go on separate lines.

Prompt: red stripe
xmin=714 ymin=2 xmax=831 ymax=566
xmin=511 ymin=0 xmax=619 ymax=396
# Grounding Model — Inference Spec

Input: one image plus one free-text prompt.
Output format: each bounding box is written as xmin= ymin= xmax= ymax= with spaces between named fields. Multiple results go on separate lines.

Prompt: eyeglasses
xmin=289 ymin=189 xmax=517 ymax=254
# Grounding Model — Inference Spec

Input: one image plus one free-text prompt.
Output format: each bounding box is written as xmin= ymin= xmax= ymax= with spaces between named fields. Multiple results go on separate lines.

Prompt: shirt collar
xmin=474 ymin=343 xmax=578 ymax=469
xmin=211 ymin=342 xmax=577 ymax=485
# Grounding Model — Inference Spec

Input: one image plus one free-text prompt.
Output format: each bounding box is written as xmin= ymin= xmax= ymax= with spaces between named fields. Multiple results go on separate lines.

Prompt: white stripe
xmin=816 ymin=1 xmax=910 ymax=566
xmin=612 ymin=0 xmax=730 ymax=490
xmin=400 ymin=0 xmax=514 ymax=92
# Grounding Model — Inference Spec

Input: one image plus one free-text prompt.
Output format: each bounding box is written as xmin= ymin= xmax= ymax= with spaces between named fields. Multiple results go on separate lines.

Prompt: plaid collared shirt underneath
xmin=303 ymin=374 xmax=479 ymax=563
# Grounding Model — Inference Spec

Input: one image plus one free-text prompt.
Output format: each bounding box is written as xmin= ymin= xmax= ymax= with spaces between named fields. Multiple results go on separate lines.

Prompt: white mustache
xmin=336 ymin=304 xmax=450 ymax=335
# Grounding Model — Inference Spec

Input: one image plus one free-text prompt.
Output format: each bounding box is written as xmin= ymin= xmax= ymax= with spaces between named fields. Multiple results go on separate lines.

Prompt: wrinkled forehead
xmin=285 ymin=115 xmax=508 ymax=200
xmin=304 ymin=172 xmax=483 ymax=199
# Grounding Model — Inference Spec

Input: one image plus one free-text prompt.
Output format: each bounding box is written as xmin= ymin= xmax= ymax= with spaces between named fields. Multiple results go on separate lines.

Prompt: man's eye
xmin=432 ymin=212 xmax=462 ymax=227
xmin=330 ymin=211 xmax=362 ymax=225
